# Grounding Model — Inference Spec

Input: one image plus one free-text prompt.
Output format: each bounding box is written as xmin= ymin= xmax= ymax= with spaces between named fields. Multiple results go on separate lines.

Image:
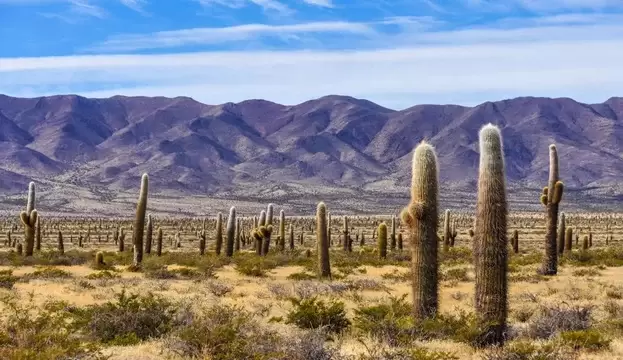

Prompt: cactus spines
xmin=378 ymin=222 xmax=388 ymax=259
xmin=58 ymin=230 xmax=64 ymax=255
xmin=132 ymin=173 xmax=149 ymax=266
xmin=473 ymin=124 xmax=508 ymax=347
xmin=225 ymin=207 xmax=236 ymax=257
xmin=557 ymin=213 xmax=565 ymax=255
xmin=565 ymin=227 xmax=573 ymax=253
xmin=540 ymin=145 xmax=563 ymax=276
xmin=316 ymin=202 xmax=331 ymax=279
xmin=21 ymin=182 xmax=38 ymax=256
xmin=156 ymin=228 xmax=163 ymax=256
xmin=401 ymin=141 xmax=439 ymax=321
xmin=145 ymin=214 xmax=153 ymax=254
xmin=278 ymin=210 xmax=286 ymax=252
xmin=215 ymin=213 xmax=223 ymax=255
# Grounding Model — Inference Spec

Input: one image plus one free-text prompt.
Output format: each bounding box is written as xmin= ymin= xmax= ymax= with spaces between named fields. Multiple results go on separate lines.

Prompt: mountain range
xmin=0 ymin=93 xmax=622 ymax=214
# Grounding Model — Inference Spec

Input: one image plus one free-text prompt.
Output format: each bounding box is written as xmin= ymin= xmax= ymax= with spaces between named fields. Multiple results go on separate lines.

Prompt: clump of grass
xmin=85 ymin=270 xmax=120 ymax=280
xmin=287 ymin=271 xmax=317 ymax=281
xmin=441 ymin=267 xmax=470 ymax=282
xmin=286 ymin=297 xmax=351 ymax=335
xmin=144 ymin=266 xmax=215 ymax=280
xmin=571 ymin=268 xmax=601 ymax=277
xmin=526 ymin=304 xmax=593 ymax=339
xmin=558 ymin=329 xmax=611 ymax=351
xmin=0 ymin=270 xmax=19 ymax=289
xmin=481 ymin=340 xmax=575 ymax=360
xmin=21 ymin=267 xmax=72 ymax=281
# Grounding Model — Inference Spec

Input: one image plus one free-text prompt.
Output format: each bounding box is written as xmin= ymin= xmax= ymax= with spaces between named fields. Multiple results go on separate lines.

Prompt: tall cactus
xmin=132 ymin=174 xmax=149 ymax=266
xmin=557 ymin=212 xmax=565 ymax=255
xmin=565 ymin=227 xmax=573 ymax=253
xmin=215 ymin=213 xmax=223 ymax=255
xmin=512 ymin=229 xmax=519 ymax=254
xmin=225 ymin=207 xmax=236 ymax=257
xmin=443 ymin=210 xmax=451 ymax=252
xmin=35 ymin=216 xmax=42 ymax=252
xmin=266 ymin=203 xmax=274 ymax=225
xmin=473 ymin=124 xmax=508 ymax=347
xmin=145 ymin=214 xmax=153 ymax=254
xmin=156 ymin=227 xmax=163 ymax=256
xmin=317 ymin=202 xmax=331 ymax=279
xmin=400 ymin=141 xmax=439 ymax=320
xmin=289 ymin=224 xmax=295 ymax=250
xmin=279 ymin=210 xmax=286 ymax=252
xmin=21 ymin=182 xmax=38 ymax=256
xmin=235 ymin=218 xmax=241 ymax=252
xmin=390 ymin=215 xmax=396 ymax=251
xmin=57 ymin=230 xmax=64 ymax=255
xmin=378 ymin=222 xmax=388 ymax=259
xmin=342 ymin=216 xmax=350 ymax=251
xmin=540 ymin=145 xmax=564 ymax=275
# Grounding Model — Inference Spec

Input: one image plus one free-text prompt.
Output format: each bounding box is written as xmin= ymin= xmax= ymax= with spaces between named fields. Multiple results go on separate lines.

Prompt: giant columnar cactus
xmin=259 ymin=210 xmax=266 ymax=227
xmin=317 ymin=202 xmax=331 ymax=279
xmin=145 ymin=214 xmax=153 ymax=254
xmin=443 ymin=210 xmax=451 ymax=252
xmin=473 ymin=124 xmax=508 ymax=347
xmin=260 ymin=224 xmax=273 ymax=256
xmin=21 ymin=182 xmax=38 ymax=256
xmin=378 ymin=222 xmax=388 ymax=259
xmin=199 ymin=230 xmax=206 ymax=255
xmin=225 ymin=207 xmax=236 ymax=257
xmin=216 ymin=213 xmax=223 ymax=255
xmin=565 ymin=227 xmax=573 ymax=253
xmin=400 ymin=141 xmax=439 ymax=321
xmin=557 ymin=212 xmax=565 ymax=255
xmin=279 ymin=210 xmax=286 ymax=252
xmin=118 ymin=227 xmax=125 ymax=252
xmin=512 ymin=230 xmax=519 ymax=254
xmin=156 ymin=228 xmax=163 ymax=256
xmin=267 ymin=203 xmax=274 ymax=225
xmin=342 ymin=216 xmax=349 ymax=251
xmin=132 ymin=174 xmax=149 ymax=266
xmin=540 ymin=145 xmax=564 ymax=275
xmin=35 ymin=216 xmax=41 ymax=252
xmin=289 ymin=224 xmax=295 ymax=250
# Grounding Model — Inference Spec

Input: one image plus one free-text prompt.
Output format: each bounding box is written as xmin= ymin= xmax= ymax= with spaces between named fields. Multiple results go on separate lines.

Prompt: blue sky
xmin=1 ymin=0 xmax=623 ymax=109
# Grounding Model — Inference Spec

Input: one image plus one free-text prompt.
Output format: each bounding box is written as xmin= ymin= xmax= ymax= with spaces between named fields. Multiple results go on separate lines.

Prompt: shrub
xmin=481 ymin=340 xmax=576 ymax=360
xmin=527 ymin=304 xmax=593 ymax=339
xmin=558 ymin=329 xmax=611 ymax=351
xmin=286 ymin=297 xmax=351 ymax=334
xmin=85 ymin=270 xmax=120 ymax=280
xmin=0 ymin=270 xmax=19 ymax=289
xmin=21 ymin=267 xmax=72 ymax=281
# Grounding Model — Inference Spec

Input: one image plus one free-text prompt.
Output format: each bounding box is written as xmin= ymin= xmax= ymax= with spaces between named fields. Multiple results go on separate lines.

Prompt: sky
xmin=1 ymin=0 xmax=622 ymax=110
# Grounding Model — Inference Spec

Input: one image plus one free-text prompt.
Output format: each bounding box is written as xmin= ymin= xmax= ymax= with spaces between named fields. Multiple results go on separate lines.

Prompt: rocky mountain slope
xmin=0 ymin=93 xmax=622 ymax=213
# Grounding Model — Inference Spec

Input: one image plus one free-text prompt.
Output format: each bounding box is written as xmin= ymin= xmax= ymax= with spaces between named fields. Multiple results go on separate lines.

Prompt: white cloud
xmin=68 ymin=0 xmax=106 ymax=18
xmin=301 ymin=0 xmax=334 ymax=8
xmin=194 ymin=0 xmax=292 ymax=14
xmin=87 ymin=21 xmax=374 ymax=51
xmin=119 ymin=0 xmax=148 ymax=14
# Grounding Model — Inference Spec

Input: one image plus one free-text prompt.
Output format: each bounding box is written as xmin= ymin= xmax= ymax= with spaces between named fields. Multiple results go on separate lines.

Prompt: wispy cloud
xmin=87 ymin=21 xmax=374 ymax=52
xmin=68 ymin=0 xmax=106 ymax=18
xmin=3 ymin=15 xmax=623 ymax=109
xmin=195 ymin=0 xmax=292 ymax=15
xmin=301 ymin=0 xmax=334 ymax=8
xmin=119 ymin=0 xmax=148 ymax=14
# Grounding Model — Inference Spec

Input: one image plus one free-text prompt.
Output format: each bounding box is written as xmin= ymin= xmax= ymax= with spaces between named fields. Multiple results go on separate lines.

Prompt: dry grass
xmin=1 ymin=212 xmax=623 ymax=359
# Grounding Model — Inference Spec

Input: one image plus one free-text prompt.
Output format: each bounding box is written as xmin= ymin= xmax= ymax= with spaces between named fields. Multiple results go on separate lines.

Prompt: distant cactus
xmin=16 ymin=242 xmax=23 ymax=255
xmin=145 ymin=214 xmax=153 ymax=254
xmin=557 ymin=213 xmax=565 ymax=255
xmin=582 ymin=235 xmax=589 ymax=250
xmin=565 ymin=227 xmax=573 ymax=253
xmin=289 ymin=224 xmax=295 ymax=250
xmin=35 ymin=216 xmax=41 ymax=252
xmin=225 ymin=207 xmax=236 ymax=257
xmin=390 ymin=216 xmax=396 ymax=251
xmin=473 ymin=124 xmax=508 ymax=347
xmin=118 ymin=227 xmax=125 ymax=252
xmin=199 ymin=230 xmax=206 ymax=255
xmin=443 ymin=210 xmax=451 ymax=252
xmin=58 ymin=230 xmax=64 ymax=255
xmin=95 ymin=252 xmax=105 ymax=266
xmin=397 ymin=232 xmax=403 ymax=250
xmin=156 ymin=227 xmax=163 ymax=256
xmin=260 ymin=225 xmax=273 ymax=256
xmin=235 ymin=218 xmax=241 ymax=252
xmin=540 ymin=145 xmax=563 ymax=275
xmin=400 ymin=141 xmax=439 ymax=321
xmin=215 ymin=213 xmax=223 ymax=255
xmin=20 ymin=182 xmax=38 ymax=256
xmin=278 ymin=210 xmax=286 ymax=252
xmin=342 ymin=216 xmax=350 ymax=251
xmin=378 ymin=222 xmax=388 ymax=259
xmin=511 ymin=229 xmax=519 ymax=254
xmin=317 ymin=202 xmax=331 ymax=279
xmin=132 ymin=174 xmax=149 ymax=266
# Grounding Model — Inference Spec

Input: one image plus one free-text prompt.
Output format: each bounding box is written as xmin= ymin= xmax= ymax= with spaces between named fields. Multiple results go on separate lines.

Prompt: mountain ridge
xmin=1 ymin=93 xmax=622 ymax=214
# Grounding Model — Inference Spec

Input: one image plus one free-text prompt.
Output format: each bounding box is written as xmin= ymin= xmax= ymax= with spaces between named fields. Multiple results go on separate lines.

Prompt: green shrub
xmin=441 ymin=267 xmax=470 ymax=282
xmin=286 ymin=297 xmax=351 ymax=334
xmin=559 ymin=329 xmax=611 ymax=351
xmin=287 ymin=271 xmax=317 ymax=281
xmin=481 ymin=340 xmax=575 ymax=360
xmin=0 ymin=270 xmax=19 ymax=289
xmin=21 ymin=267 xmax=72 ymax=281
xmin=85 ymin=270 xmax=120 ymax=280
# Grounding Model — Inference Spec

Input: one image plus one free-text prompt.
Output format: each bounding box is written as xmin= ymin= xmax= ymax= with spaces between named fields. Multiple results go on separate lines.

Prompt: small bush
xmin=21 ymin=267 xmax=72 ymax=281
xmin=558 ymin=329 xmax=611 ymax=351
xmin=441 ymin=267 xmax=470 ymax=282
xmin=527 ymin=304 xmax=592 ymax=339
xmin=287 ymin=271 xmax=317 ymax=281
xmin=286 ymin=297 xmax=351 ymax=334
xmin=0 ymin=270 xmax=19 ymax=289
xmin=571 ymin=268 xmax=601 ymax=277
xmin=481 ymin=340 xmax=576 ymax=360
xmin=85 ymin=270 xmax=120 ymax=280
